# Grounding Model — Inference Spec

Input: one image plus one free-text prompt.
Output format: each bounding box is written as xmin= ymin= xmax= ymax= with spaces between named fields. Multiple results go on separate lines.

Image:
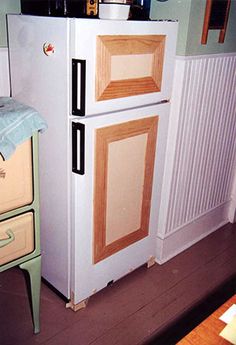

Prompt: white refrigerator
xmin=7 ymin=14 xmax=177 ymax=309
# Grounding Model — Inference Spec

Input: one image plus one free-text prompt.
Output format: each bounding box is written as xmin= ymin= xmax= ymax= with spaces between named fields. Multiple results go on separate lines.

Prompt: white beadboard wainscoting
xmin=156 ymin=53 xmax=236 ymax=263
xmin=229 ymin=171 xmax=236 ymax=223
xmin=0 ymin=48 xmax=10 ymax=96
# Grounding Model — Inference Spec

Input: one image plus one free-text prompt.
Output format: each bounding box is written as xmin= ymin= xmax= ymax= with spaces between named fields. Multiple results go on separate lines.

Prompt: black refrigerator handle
xmin=72 ymin=122 xmax=85 ymax=175
xmin=72 ymin=59 xmax=86 ymax=116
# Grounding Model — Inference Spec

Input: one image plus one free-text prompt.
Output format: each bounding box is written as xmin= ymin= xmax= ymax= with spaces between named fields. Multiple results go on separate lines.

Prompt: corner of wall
xmin=0 ymin=0 xmax=20 ymax=48
xmin=228 ymin=169 xmax=236 ymax=223
xmin=0 ymin=48 xmax=10 ymax=96
xmin=150 ymin=0 xmax=191 ymax=56
xmin=185 ymin=0 xmax=236 ymax=56
xmin=156 ymin=202 xmax=230 ymax=264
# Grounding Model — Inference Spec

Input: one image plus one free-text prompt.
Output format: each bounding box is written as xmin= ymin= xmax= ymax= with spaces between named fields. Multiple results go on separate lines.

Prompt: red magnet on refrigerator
xmin=43 ymin=43 xmax=55 ymax=56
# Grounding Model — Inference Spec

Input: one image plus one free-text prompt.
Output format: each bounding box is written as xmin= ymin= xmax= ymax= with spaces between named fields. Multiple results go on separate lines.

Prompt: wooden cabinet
xmin=0 ymin=134 xmax=41 ymax=334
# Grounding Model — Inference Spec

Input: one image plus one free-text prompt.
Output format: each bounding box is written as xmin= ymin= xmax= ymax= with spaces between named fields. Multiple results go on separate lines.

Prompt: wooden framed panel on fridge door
xmin=93 ymin=116 xmax=158 ymax=264
xmin=96 ymin=35 xmax=165 ymax=101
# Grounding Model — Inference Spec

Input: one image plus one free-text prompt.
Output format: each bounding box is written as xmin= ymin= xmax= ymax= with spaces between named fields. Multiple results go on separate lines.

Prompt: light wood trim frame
xmin=201 ymin=0 xmax=212 ymax=44
xmin=96 ymin=35 xmax=165 ymax=101
xmin=218 ymin=0 xmax=231 ymax=43
xmin=201 ymin=0 xmax=231 ymax=44
xmin=93 ymin=116 xmax=158 ymax=264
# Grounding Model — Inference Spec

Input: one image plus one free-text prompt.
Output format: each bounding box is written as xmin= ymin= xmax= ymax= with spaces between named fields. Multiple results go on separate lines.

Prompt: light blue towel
xmin=0 ymin=97 xmax=47 ymax=160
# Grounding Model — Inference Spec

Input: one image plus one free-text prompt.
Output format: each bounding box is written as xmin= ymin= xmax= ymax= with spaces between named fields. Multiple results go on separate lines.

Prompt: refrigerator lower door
xmin=71 ymin=102 xmax=170 ymax=305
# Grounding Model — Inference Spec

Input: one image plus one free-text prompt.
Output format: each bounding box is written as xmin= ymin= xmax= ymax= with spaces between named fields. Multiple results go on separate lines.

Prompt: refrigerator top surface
xmin=7 ymin=14 xmax=178 ymax=30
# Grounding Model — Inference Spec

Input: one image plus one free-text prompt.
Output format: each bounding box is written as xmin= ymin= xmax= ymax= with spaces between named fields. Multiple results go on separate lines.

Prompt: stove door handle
xmin=72 ymin=122 xmax=85 ymax=175
xmin=72 ymin=59 xmax=86 ymax=116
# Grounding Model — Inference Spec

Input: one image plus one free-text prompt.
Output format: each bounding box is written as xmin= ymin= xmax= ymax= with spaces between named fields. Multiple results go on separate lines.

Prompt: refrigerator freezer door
xmin=71 ymin=102 xmax=170 ymax=304
xmin=7 ymin=15 xmax=177 ymax=118
xmin=71 ymin=19 xmax=178 ymax=116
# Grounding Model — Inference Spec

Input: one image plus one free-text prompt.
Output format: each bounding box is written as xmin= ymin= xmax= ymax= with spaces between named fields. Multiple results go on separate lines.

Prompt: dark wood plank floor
xmin=1 ymin=222 xmax=236 ymax=345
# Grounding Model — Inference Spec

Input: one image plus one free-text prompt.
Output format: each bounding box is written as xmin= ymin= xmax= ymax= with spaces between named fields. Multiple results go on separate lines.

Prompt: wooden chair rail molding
xmin=201 ymin=0 xmax=231 ymax=44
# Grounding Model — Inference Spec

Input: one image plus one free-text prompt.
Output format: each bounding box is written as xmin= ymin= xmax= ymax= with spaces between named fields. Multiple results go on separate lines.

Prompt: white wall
xmin=0 ymin=1 xmax=20 ymax=95
xmin=0 ymin=0 xmax=20 ymax=47
xmin=0 ymin=48 xmax=10 ymax=96
xmin=228 ymin=170 xmax=236 ymax=223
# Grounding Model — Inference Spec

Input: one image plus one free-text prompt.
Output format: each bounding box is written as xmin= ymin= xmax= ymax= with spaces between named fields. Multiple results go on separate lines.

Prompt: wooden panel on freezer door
xmin=0 ymin=139 xmax=33 ymax=215
xmin=94 ymin=116 xmax=158 ymax=264
xmin=96 ymin=35 xmax=165 ymax=101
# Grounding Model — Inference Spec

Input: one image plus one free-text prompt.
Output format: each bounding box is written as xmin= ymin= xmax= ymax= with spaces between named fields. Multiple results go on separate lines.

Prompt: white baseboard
xmin=228 ymin=172 xmax=236 ymax=223
xmin=156 ymin=202 xmax=230 ymax=264
xmin=0 ymin=48 xmax=10 ymax=96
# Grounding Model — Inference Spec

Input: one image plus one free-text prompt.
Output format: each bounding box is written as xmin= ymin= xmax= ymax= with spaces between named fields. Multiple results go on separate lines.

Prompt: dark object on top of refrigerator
xmin=20 ymin=0 xmax=98 ymax=18
xmin=129 ymin=0 xmax=151 ymax=20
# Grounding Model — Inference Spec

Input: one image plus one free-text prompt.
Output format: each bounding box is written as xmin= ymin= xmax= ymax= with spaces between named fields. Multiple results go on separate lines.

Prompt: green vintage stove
xmin=0 ymin=97 xmax=47 ymax=334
